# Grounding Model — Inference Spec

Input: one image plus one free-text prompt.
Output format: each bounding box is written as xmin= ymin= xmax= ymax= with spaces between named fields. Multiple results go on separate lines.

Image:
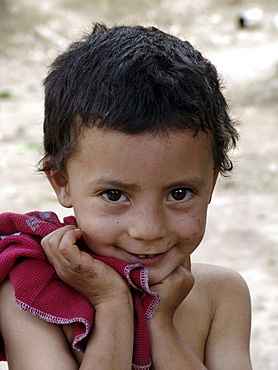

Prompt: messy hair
xmin=41 ymin=23 xmax=238 ymax=175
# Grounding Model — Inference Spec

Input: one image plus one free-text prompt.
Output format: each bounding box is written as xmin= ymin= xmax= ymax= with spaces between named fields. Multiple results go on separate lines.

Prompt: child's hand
xmin=41 ymin=225 xmax=130 ymax=307
xmin=150 ymin=260 xmax=194 ymax=321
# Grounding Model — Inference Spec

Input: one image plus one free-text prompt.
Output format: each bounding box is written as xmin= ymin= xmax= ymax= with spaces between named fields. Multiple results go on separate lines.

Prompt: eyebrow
xmin=93 ymin=178 xmax=140 ymax=190
xmin=93 ymin=176 xmax=206 ymax=190
xmin=163 ymin=177 xmax=206 ymax=190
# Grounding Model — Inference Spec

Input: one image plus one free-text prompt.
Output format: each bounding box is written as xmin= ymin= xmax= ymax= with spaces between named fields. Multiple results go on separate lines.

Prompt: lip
xmin=122 ymin=248 xmax=171 ymax=266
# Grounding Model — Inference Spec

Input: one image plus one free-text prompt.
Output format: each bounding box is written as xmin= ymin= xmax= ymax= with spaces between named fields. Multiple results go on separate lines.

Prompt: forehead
xmin=68 ymin=127 xmax=215 ymax=180
xmin=75 ymin=126 xmax=212 ymax=150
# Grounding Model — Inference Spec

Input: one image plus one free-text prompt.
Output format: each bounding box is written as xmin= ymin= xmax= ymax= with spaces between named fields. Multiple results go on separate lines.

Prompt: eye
xmin=101 ymin=189 xmax=128 ymax=202
xmin=168 ymin=188 xmax=193 ymax=202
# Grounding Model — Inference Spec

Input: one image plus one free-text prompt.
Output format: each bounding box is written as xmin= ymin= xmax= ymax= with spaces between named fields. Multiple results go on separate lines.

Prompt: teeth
xmin=137 ymin=254 xmax=155 ymax=258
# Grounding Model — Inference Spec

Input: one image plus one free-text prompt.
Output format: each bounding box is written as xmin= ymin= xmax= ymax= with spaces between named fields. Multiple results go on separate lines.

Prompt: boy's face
xmin=50 ymin=127 xmax=218 ymax=285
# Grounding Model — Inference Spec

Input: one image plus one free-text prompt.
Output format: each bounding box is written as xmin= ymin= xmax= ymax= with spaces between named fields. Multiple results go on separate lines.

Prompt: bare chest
xmin=172 ymin=278 xmax=213 ymax=362
xmin=64 ymin=265 xmax=215 ymax=366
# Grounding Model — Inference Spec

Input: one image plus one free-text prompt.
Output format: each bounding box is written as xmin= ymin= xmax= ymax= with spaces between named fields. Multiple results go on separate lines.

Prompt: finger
xmin=48 ymin=229 xmax=97 ymax=276
xmin=180 ymin=256 xmax=191 ymax=272
xmin=176 ymin=265 xmax=195 ymax=293
xmin=157 ymin=265 xmax=194 ymax=292
xmin=41 ymin=226 xmax=82 ymax=265
xmin=41 ymin=225 xmax=78 ymax=250
xmin=57 ymin=228 xmax=83 ymax=262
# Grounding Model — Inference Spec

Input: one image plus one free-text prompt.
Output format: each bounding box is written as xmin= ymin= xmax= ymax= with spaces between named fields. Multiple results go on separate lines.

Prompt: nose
xmin=127 ymin=204 xmax=168 ymax=243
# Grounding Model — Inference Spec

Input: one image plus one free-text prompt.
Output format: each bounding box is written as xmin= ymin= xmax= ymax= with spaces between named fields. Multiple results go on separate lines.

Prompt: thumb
xmin=180 ymin=256 xmax=191 ymax=272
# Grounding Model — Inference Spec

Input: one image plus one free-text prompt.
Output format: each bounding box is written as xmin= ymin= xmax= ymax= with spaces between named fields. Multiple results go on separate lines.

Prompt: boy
xmin=0 ymin=24 xmax=252 ymax=369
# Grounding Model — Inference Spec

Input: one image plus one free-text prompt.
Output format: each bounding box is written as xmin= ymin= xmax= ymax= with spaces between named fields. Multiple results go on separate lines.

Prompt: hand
xmin=150 ymin=259 xmax=194 ymax=321
xmin=41 ymin=226 xmax=130 ymax=307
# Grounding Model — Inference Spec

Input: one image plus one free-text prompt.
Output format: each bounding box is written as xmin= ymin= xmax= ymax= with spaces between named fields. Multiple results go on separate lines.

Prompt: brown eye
xmin=106 ymin=190 xmax=122 ymax=201
xmin=102 ymin=189 xmax=128 ymax=202
xmin=169 ymin=188 xmax=192 ymax=201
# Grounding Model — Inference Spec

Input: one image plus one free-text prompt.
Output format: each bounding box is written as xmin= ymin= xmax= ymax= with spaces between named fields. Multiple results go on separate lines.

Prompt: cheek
xmin=76 ymin=215 xmax=122 ymax=251
xmin=188 ymin=209 xmax=207 ymax=236
xmin=177 ymin=209 xmax=207 ymax=243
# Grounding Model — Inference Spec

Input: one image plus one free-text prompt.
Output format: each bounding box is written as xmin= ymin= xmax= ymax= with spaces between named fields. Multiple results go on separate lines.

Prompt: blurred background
xmin=0 ymin=0 xmax=277 ymax=368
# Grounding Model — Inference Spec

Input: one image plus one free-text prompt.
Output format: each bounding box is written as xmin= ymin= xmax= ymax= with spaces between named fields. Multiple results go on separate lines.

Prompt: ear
xmin=208 ymin=170 xmax=219 ymax=204
xmin=43 ymin=157 xmax=73 ymax=208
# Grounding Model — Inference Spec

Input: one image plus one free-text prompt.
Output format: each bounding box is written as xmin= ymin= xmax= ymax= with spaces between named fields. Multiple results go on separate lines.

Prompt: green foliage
xmin=0 ymin=91 xmax=11 ymax=99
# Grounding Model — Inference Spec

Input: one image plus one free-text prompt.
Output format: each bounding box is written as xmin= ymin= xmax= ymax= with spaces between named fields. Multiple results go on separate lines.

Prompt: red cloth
xmin=0 ymin=211 xmax=160 ymax=370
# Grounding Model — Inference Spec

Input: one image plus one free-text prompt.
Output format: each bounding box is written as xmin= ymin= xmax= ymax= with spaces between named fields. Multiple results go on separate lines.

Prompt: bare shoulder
xmin=192 ymin=262 xmax=248 ymax=281
xmin=191 ymin=262 xmax=250 ymax=301
xmin=173 ymin=263 xmax=252 ymax=367
xmin=189 ymin=263 xmax=252 ymax=369
xmin=0 ymin=278 xmax=78 ymax=370
xmin=184 ymin=262 xmax=251 ymax=329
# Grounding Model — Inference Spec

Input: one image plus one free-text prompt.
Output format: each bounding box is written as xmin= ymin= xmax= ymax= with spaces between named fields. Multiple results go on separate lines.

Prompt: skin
xmin=0 ymin=127 xmax=252 ymax=369
xmin=50 ymin=128 xmax=217 ymax=281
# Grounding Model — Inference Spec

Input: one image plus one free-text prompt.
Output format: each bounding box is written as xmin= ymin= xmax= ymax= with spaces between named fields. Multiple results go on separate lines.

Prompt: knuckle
xmin=174 ymin=266 xmax=195 ymax=288
xmin=73 ymin=264 xmax=84 ymax=273
xmin=41 ymin=234 xmax=52 ymax=247
xmin=40 ymin=239 xmax=47 ymax=249
xmin=62 ymin=229 xmax=78 ymax=245
xmin=58 ymin=243 xmax=68 ymax=253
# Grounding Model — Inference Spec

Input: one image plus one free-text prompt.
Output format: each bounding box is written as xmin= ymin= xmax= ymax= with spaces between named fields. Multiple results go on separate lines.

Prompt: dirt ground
xmin=0 ymin=0 xmax=278 ymax=369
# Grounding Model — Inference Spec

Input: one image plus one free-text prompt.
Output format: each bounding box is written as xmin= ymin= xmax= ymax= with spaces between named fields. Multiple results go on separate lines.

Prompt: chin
xmin=147 ymin=270 xmax=169 ymax=286
xmin=146 ymin=259 xmax=183 ymax=286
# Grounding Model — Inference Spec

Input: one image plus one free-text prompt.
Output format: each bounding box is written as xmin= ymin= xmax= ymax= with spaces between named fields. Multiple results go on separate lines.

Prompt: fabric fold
xmin=0 ymin=211 xmax=160 ymax=369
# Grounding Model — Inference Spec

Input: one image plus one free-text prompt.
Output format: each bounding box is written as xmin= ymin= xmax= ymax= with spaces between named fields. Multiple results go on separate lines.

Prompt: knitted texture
xmin=0 ymin=212 xmax=160 ymax=369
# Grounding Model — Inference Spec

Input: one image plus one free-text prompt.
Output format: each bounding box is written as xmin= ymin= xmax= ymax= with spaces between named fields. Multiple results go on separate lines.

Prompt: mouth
xmin=123 ymin=249 xmax=171 ymax=265
xmin=136 ymin=254 xmax=155 ymax=258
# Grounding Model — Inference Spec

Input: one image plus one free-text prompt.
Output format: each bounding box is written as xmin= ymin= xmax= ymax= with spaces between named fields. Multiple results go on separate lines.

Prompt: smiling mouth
xmin=136 ymin=254 xmax=155 ymax=258
xmin=123 ymin=249 xmax=171 ymax=265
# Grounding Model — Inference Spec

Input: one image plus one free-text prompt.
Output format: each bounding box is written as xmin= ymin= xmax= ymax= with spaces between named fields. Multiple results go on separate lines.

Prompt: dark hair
xmin=41 ymin=23 xmax=238 ymax=175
